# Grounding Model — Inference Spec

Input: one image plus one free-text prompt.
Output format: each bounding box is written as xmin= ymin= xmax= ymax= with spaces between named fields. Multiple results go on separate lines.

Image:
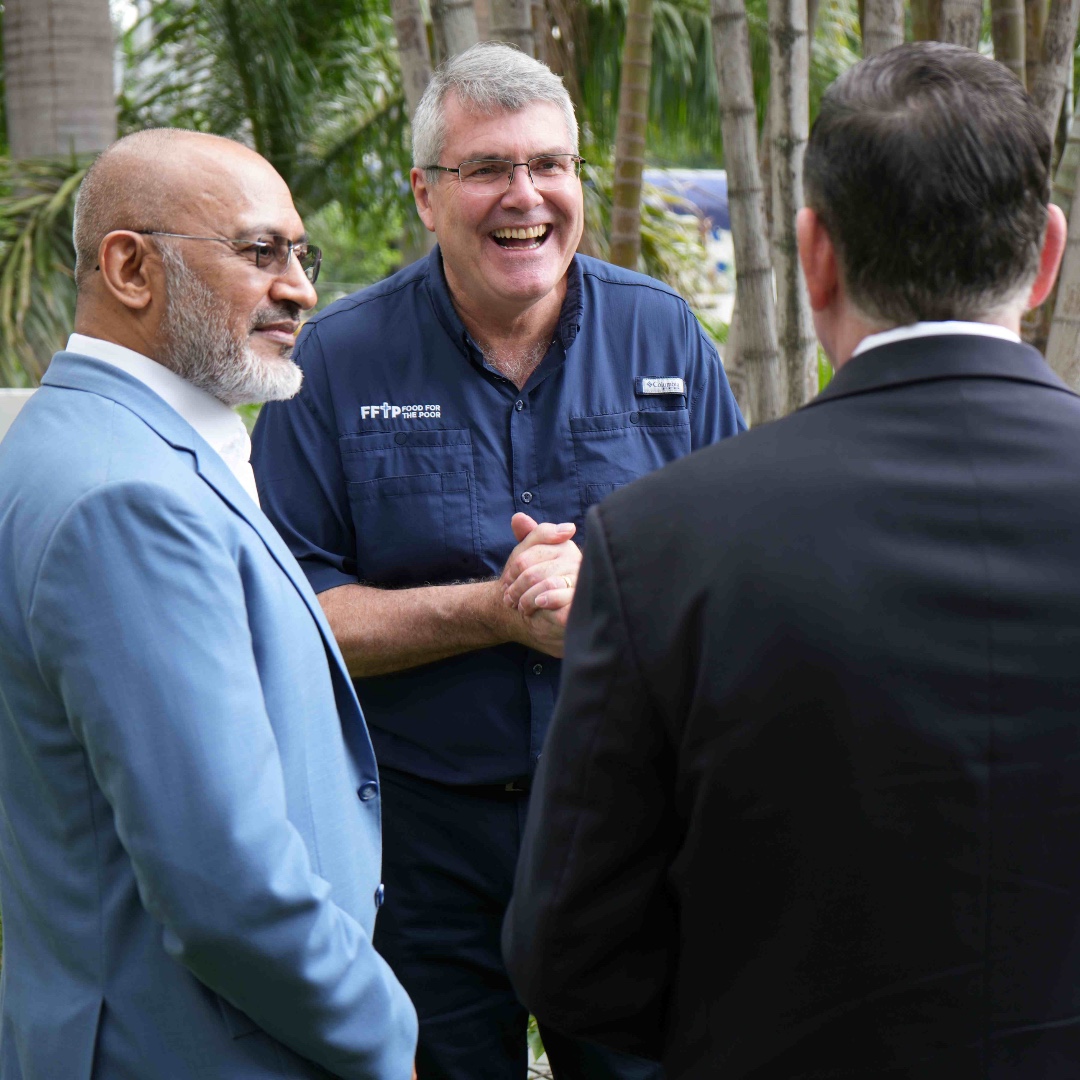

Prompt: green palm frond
xmin=119 ymin=0 xmax=413 ymax=219
xmin=556 ymin=0 xmax=858 ymax=168
xmin=811 ymin=0 xmax=861 ymax=117
xmin=581 ymin=158 xmax=710 ymax=293
xmin=0 ymin=156 xmax=87 ymax=386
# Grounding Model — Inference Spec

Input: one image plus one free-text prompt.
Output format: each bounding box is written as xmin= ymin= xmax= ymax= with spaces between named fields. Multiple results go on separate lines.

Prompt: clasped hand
xmin=498 ymin=512 xmax=582 ymax=656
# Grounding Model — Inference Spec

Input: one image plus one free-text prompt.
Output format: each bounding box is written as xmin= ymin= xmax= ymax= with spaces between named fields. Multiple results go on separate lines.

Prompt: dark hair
xmin=803 ymin=42 xmax=1051 ymax=324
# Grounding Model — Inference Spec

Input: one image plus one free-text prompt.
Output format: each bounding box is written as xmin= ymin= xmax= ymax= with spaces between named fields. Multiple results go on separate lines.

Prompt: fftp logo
xmin=360 ymin=402 xmax=442 ymax=420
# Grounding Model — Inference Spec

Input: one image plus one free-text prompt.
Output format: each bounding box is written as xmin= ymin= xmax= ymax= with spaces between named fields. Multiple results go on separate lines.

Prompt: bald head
xmin=69 ymin=128 xmax=318 ymax=406
xmin=72 ymin=129 xmax=273 ymax=289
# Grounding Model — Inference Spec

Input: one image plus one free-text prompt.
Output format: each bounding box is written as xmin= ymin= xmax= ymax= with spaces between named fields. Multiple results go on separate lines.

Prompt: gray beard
xmin=157 ymin=245 xmax=303 ymax=407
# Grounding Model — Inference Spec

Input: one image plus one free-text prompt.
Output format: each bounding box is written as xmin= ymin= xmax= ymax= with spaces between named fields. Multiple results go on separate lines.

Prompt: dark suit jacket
xmin=503 ymin=335 xmax=1080 ymax=1079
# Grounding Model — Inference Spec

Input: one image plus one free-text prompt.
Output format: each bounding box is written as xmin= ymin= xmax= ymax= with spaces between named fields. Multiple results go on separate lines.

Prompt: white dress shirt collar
xmin=852 ymin=320 xmax=1021 ymax=360
xmin=66 ymin=333 xmax=260 ymax=506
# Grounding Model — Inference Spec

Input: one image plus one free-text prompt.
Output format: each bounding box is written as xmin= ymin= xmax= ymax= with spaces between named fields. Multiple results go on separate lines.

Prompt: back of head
xmin=412 ymin=42 xmax=578 ymax=172
xmin=803 ymin=42 xmax=1051 ymax=324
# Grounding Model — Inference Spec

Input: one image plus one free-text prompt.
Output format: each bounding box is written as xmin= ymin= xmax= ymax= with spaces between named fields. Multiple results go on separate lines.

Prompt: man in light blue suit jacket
xmin=0 ymin=129 xmax=417 ymax=1078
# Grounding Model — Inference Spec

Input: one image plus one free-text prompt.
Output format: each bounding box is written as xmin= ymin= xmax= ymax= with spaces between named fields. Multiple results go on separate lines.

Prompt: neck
xmin=832 ymin=311 xmax=1024 ymax=370
xmin=74 ymin=306 xmax=160 ymax=363
xmin=447 ymin=278 xmax=567 ymax=390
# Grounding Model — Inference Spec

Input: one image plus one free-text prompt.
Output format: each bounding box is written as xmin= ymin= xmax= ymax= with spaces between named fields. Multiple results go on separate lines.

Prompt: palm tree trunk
xmin=1025 ymin=0 xmax=1049 ymax=90
xmin=1053 ymin=97 xmax=1080 ymax=219
xmin=475 ymin=0 xmax=492 ymax=37
xmin=392 ymin=0 xmax=434 ymax=119
xmin=769 ymin=0 xmax=817 ymax=410
xmin=1043 ymin=173 xmax=1080 ymax=382
xmin=432 ymin=0 xmax=479 ymax=62
xmin=489 ymin=0 xmax=536 ymax=56
xmin=3 ymin=0 xmax=117 ymax=160
xmin=862 ymin=0 xmax=905 ymax=55
xmin=911 ymin=0 xmax=943 ymax=38
xmin=1041 ymin=98 xmax=1080 ymax=373
xmin=722 ymin=305 xmax=751 ymax=415
xmin=939 ymin=0 xmax=983 ymax=47
xmin=991 ymin=0 xmax=1026 ymax=80
xmin=609 ymin=0 xmax=654 ymax=270
xmin=712 ymin=0 xmax=783 ymax=425
xmin=532 ymin=0 xmax=550 ymax=63
xmin=1032 ymin=0 xmax=1080 ymax=142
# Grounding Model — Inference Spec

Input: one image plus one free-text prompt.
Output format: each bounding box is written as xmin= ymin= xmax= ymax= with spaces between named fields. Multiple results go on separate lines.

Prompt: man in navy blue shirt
xmin=253 ymin=41 xmax=743 ymax=1080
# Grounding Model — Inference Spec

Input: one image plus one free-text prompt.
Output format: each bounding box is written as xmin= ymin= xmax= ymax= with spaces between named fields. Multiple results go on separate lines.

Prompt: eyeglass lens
xmin=458 ymin=155 xmax=581 ymax=189
xmin=255 ymin=236 xmax=322 ymax=283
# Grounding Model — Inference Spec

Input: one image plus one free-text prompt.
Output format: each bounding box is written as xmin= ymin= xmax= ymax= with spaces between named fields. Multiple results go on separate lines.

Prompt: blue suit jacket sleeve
xmin=502 ymin=504 xmax=679 ymax=1060
xmin=26 ymin=479 xmax=416 ymax=1080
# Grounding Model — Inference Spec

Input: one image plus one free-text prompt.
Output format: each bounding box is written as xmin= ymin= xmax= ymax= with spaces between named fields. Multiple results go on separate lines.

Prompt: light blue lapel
xmin=44 ymin=352 xmax=359 ymax=709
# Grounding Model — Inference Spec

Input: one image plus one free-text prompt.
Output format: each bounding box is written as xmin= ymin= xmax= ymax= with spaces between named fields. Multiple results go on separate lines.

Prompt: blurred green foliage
xmin=0 ymin=0 xmax=861 ymax=385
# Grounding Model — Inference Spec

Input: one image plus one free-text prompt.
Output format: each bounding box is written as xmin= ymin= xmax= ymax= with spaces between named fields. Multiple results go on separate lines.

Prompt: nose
xmin=272 ymin=251 xmax=318 ymax=311
xmin=501 ymin=164 xmax=544 ymax=211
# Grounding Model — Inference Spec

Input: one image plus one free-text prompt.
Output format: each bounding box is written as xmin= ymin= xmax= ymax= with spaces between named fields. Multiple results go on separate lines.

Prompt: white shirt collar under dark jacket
xmin=852 ymin=320 xmax=1021 ymax=360
xmin=66 ymin=333 xmax=260 ymax=506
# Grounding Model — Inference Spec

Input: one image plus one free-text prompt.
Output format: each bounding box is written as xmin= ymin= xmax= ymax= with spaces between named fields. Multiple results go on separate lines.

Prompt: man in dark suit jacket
xmin=502 ymin=43 xmax=1080 ymax=1079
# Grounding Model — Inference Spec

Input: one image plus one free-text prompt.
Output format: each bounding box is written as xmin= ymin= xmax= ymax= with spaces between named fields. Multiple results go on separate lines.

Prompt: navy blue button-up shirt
xmin=253 ymin=247 xmax=744 ymax=784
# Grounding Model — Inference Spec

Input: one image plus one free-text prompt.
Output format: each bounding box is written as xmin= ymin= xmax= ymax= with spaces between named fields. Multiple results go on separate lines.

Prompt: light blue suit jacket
xmin=0 ymin=354 xmax=417 ymax=1079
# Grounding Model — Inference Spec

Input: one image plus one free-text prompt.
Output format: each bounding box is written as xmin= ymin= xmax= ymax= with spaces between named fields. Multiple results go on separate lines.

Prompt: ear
xmin=410 ymin=167 xmax=437 ymax=233
xmin=96 ymin=231 xmax=158 ymax=311
xmin=1026 ymin=202 xmax=1067 ymax=311
xmin=796 ymin=207 xmax=838 ymax=312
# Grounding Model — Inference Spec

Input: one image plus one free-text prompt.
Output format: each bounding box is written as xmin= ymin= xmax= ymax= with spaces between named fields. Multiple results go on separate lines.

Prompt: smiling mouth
xmin=491 ymin=224 xmax=550 ymax=250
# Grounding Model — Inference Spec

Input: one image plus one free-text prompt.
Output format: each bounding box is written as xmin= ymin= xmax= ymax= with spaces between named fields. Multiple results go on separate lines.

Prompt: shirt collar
xmin=424 ymin=246 xmax=585 ymax=356
xmin=852 ymin=320 xmax=1021 ymax=359
xmin=66 ymin=333 xmax=258 ymax=502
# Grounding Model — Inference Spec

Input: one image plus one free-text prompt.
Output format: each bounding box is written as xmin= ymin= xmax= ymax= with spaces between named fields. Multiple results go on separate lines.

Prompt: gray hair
xmin=412 ymin=42 xmax=578 ymax=179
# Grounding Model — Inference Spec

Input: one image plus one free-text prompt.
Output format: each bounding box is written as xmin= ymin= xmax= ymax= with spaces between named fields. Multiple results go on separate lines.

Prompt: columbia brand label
xmin=360 ymin=402 xmax=442 ymax=420
xmin=635 ymin=377 xmax=686 ymax=396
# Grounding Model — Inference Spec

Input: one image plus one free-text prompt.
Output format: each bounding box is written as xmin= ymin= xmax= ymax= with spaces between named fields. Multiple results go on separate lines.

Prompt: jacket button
xmin=375 ymin=883 xmax=385 ymax=909
xmin=629 ymin=411 xmax=640 ymax=424
xmin=394 ymin=432 xmax=408 ymax=445
xmin=358 ymin=782 xmax=378 ymax=801
xmin=521 ymin=491 xmax=533 ymax=504
xmin=532 ymin=663 xmax=543 ymax=675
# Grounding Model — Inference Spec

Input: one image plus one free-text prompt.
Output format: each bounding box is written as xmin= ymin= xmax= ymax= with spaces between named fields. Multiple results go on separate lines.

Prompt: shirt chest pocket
xmin=571 ymin=407 xmax=691 ymax=512
xmin=340 ymin=428 xmax=481 ymax=586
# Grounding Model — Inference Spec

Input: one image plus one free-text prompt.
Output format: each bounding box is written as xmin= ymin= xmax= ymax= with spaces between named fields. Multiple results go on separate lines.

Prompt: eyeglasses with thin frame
xmin=424 ymin=154 xmax=586 ymax=194
xmin=135 ymin=230 xmax=322 ymax=283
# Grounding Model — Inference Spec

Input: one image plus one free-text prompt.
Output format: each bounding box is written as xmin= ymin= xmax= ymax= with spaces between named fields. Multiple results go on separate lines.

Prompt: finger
xmin=520 ymin=603 xmax=571 ymax=657
xmin=517 ymin=578 xmax=575 ymax=615
xmin=510 ymin=512 xmax=539 ymax=544
xmin=505 ymin=560 xmax=577 ymax=606
xmin=514 ymin=520 xmax=576 ymax=552
xmin=501 ymin=524 xmax=577 ymax=585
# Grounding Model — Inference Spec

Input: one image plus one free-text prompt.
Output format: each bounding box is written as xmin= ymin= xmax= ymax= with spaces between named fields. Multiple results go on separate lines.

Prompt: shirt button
xmin=394 ymin=432 xmax=408 ymax=445
xmin=514 ymin=399 xmax=525 ymax=411
xmin=533 ymin=663 xmax=544 ymax=674
xmin=521 ymin=491 xmax=533 ymax=504
xmin=374 ymin=883 xmax=385 ymax=909
xmin=358 ymin=782 xmax=378 ymax=801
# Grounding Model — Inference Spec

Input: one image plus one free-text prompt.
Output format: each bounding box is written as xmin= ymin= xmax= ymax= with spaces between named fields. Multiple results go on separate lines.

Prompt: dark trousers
xmin=373 ymin=768 xmax=663 ymax=1080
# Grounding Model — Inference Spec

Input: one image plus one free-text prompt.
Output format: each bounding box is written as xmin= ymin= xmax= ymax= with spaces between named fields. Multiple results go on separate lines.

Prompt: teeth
xmin=492 ymin=225 xmax=549 ymax=240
